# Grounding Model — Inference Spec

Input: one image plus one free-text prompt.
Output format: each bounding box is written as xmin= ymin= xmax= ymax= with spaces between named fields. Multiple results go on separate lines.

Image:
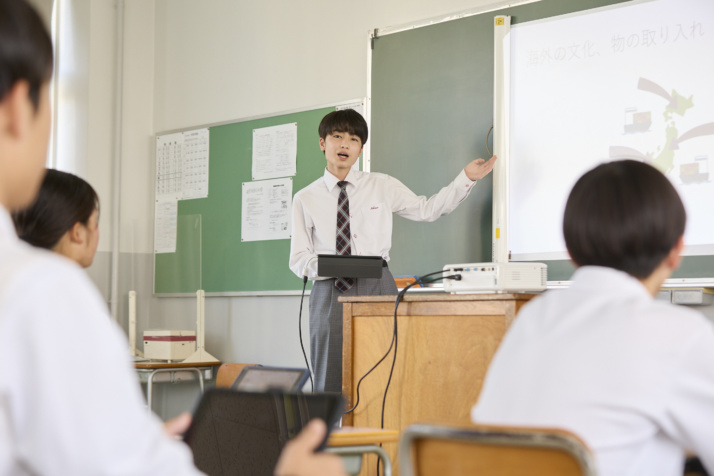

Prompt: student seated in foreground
xmin=12 ymin=168 xmax=100 ymax=268
xmin=0 ymin=1 xmax=345 ymax=474
xmin=472 ymin=160 xmax=714 ymax=476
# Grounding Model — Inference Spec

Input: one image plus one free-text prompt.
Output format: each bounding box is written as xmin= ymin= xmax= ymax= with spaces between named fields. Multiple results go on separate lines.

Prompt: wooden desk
xmin=134 ymin=360 xmax=222 ymax=413
xmin=340 ymin=293 xmax=536 ymax=475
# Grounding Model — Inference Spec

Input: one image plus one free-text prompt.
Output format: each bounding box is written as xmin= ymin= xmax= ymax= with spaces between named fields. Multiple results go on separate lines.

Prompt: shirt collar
xmin=322 ymin=168 xmax=360 ymax=192
xmin=571 ymin=266 xmax=652 ymax=300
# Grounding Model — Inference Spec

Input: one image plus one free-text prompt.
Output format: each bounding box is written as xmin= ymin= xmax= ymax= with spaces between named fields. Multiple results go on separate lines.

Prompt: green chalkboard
xmin=154 ymin=105 xmax=351 ymax=294
xmin=370 ymin=0 xmax=660 ymax=282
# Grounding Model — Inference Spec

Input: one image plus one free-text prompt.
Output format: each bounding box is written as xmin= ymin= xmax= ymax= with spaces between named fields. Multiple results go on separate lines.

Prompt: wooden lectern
xmin=340 ymin=293 xmax=536 ymax=475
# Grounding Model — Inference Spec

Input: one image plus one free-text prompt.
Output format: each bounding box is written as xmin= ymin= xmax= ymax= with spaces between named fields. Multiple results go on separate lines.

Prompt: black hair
xmin=318 ymin=109 xmax=368 ymax=145
xmin=0 ymin=0 xmax=54 ymax=111
xmin=563 ymin=159 xmax=686 ymax=279
xmin=12 ymin=169 xmax=99 ymax=250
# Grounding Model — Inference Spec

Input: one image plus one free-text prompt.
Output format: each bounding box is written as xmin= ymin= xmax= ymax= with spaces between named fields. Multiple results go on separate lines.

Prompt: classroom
xmin=35 ymin=0 xmax=525 ymax=420
xmin=19 ymin=0 xmax=714 ymax=473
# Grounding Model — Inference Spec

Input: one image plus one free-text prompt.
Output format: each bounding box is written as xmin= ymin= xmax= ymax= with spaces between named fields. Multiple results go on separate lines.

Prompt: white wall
xmin=151 ymin=0 xmax=497 ymax=134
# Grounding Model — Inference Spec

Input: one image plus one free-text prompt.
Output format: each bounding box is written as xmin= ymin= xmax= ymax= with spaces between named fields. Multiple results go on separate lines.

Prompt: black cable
xmin=379 ymin=273 xmax=461 ymax=428
xmin=343 ymin=269 xmax=452 ymax=415
xmin=298 ymin=276 xmax=313 ymax=392
xmin=486 ymin=124 xmax=494 ymax=156
xmin=374 ymin=271 xmax=462 ymax=476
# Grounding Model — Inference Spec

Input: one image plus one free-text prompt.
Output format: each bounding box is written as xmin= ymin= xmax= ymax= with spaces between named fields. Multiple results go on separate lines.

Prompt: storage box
xmin=143 ymin=330 xmax=196 ymax=361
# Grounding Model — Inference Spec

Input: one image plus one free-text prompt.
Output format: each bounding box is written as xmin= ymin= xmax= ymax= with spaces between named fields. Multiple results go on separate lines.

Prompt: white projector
xmin=443 ymin=262 xmax=547 ymax=293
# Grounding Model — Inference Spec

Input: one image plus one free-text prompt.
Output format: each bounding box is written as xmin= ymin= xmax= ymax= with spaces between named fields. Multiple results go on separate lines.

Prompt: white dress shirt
xmin=0 ymin=208 xmax=203 ymax=476
xmin=471 ymin=266 xmax=714 ymax=476
xmin=289 ymin=168 xmax=476 ymax=280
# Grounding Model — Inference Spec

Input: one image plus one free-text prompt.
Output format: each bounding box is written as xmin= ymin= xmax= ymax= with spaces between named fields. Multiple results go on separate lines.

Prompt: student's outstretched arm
xmin=390 ymin=155 xmax=496 ymax=222
xmin=464 ymin=155 xmax=497 ymax=181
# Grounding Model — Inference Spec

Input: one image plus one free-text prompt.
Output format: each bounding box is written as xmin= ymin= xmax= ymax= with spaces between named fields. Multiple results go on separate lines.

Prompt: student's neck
xmin=639 ymin=265 xmax=671 ymax=298
xmin=639 ymin=242 xmax=682 ymax=297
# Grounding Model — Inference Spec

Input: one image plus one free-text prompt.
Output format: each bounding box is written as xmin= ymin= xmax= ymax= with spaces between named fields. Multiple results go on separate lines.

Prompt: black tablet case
xmin=184 ymin=389 xmax=344 ymax=476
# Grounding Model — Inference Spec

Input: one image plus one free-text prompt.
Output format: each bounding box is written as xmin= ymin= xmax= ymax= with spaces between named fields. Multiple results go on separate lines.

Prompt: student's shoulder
xmin=354 ymin=171 xmax=400 ymax=187
xmin=294 ymin=176 xmax=327 ymax=200
xmin=354 ymin=170 xmax=391 ymax=180
xmin=649 ymin=298 xmax=712 ymax=331
xmin=1 ymin=241 xmax=60 ymax=283
xmin=624 ymin=297 xmax=714 ymax=358
xmin=0 ymin=241 xmax=96 ymax=305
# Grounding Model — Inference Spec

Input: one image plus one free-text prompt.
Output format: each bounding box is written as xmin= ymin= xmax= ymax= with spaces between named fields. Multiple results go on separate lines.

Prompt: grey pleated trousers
xmin=309 ymin=266 xmax=398 ymax=393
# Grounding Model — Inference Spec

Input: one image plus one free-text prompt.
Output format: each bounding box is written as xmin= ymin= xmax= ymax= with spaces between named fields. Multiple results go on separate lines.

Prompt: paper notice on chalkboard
xmin=182 ymin=128 xmax=209 ymax=199
xmin=241 ymin=178 xmax=293 ymax=242
xmin=155 ymin=133 xmax=183 ymax=200
xmin=252 ymin=123 xmax=297 ymax=180
xmin=154 ymin=197 xmax=178 ymax=253
xmin=156 ymin=128 xmax=210 ymax=201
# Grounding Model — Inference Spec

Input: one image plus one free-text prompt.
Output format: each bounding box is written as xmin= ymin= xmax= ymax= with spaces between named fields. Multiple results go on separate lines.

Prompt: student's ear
xmin=665 ymin=236 xmax=685 ymax=271
xmin=68 ymin=221 xmax=87 ymax=245
xmin=0 ymin=81 xmax=32 ymax=140
xmin=319 ymin=137 xmax=326 ymax=152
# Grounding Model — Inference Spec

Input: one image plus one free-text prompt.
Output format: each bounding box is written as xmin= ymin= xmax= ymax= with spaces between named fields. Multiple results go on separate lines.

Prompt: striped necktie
xmin=335 ymin=181 xmax=354 ymax=292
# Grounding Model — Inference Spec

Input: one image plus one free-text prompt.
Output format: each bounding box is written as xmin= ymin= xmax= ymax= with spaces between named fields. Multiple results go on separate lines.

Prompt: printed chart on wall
xmin=154 ymin=128 xmax=210 ymax=253
xmin=508 ymin=0 xmax=714 ymax=261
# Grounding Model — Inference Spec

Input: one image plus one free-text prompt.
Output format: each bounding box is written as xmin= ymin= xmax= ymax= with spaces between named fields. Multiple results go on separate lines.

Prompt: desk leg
xmin=327 ymin=445 xmax=392 ymax=476
xmin=146 ymin=368 xmax=205 ymax=414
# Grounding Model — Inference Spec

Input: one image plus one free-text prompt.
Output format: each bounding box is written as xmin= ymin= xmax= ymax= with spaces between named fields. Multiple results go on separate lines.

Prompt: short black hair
xmin=318 ymin=109 xmax=368 ymax=145
xmin=563 ymin=160 xmax=686 ymax=279
xmin=0 ymin=0 xmax=54 ymax=111
xmin=12 ymin=169 xmax=99 ymax=250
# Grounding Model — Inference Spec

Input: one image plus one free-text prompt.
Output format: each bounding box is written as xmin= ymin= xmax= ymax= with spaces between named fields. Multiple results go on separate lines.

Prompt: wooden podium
xmin=340 ymin=293 xmax=536 ymax=475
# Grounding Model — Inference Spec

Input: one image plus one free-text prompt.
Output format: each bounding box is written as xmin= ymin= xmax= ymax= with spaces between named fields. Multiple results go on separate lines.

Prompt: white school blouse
xmin=0 ymin=208 xmax=203 ymax=476
xmin=289 ymin=168 xmax=476 ymax=280
xmin=471 ymin=266 xmax=714 ymax=476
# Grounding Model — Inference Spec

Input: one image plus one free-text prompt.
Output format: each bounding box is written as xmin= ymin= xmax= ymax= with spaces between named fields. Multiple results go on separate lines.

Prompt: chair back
xmin=399 ymin=422 xmax=597 ymax=476
xmin=215 ymin=362 xmax=257 ymax=388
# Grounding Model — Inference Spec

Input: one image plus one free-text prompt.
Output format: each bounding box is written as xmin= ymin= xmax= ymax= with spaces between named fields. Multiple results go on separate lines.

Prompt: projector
xmin=443 ymin=262 xmax=547 ymax=293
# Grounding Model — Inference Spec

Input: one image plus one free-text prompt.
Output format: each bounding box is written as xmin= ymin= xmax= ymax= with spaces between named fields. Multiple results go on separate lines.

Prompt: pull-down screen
xmin=508 ymin=0 xmax=714 ymax=261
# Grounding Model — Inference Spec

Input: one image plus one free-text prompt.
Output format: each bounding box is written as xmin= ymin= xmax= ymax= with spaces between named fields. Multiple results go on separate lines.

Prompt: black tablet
xmin=231 ymin=366 xmax=310 ymax=392
xmin=317 ymin=254 xmax=383 ymax=278
xmin=184 ymin=389 xmax=344 ymax=476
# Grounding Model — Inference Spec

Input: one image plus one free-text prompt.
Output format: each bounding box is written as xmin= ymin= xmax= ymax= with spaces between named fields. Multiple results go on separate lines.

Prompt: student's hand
xmin=163 ymin=412 xmax=192 ymax=439
xmin=464 ymin=155 xmax=497 ymax=181
xmin=274 ymin=419 xmax=348 ymax=476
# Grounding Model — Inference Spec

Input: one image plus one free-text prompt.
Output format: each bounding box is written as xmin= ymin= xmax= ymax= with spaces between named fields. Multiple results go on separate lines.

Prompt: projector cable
xmin=373 ymin=270 xmax=461 ymax=476
xmin=298 ymin=275 xmax=313 ymax=392
xmin=343 ymin=269 xmax=459 ymax=415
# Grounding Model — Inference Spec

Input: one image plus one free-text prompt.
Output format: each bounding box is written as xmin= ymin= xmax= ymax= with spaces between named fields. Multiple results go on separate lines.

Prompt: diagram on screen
xmin=610 ymin=77 xmax=714 ymax=184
